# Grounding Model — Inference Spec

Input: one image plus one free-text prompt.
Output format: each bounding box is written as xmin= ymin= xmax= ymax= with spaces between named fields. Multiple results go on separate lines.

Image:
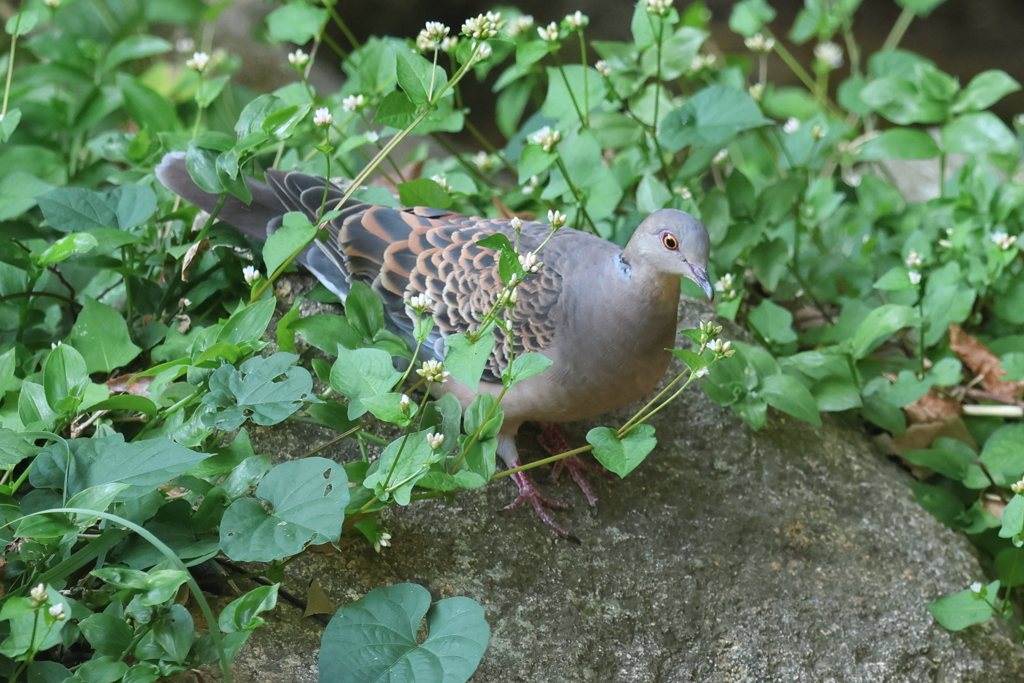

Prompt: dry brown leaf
xmin=903 ymin=387 xmax=961 ymax=424
xmin=304 ymin=579 xmax=336 ymax=618
xmin=893 ymin=414 xmax=977 ymax=454
xmin=491 ymin=196 xmax=535 ymax=221
xmin=949 ymin=323 xmax=1024 ymax=402
xmin=981 ymin=494 xmax=1006 ymax=521
xmin=105 ymin=374 xmax=154 ymax=398
xmin=181 ymin=238 xmax=210 ymax=282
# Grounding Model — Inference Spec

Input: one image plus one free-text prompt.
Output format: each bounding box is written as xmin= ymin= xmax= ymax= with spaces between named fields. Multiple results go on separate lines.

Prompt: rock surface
xmin=217 ymin=280 xmax=1024 ymax=683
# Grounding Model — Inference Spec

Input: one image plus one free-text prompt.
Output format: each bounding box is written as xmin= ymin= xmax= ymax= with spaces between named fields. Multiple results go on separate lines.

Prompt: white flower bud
xmin=31 ymin=584 xmax=48 ymax=603
xmin=426 ymin=432 xmax=445 ymax=449
xmin=48 ymin=604 xmax=65 ymax=620
xmin=342 ymin=94 xmax=366 ymax=112
xmin=242 ymin=265 xmax=259 ymax=285
xmin=783 ymin=117 xmax=801 ymax=134
xmin=908 ymin=270 xmax=922 ymax=285
xmin=185 ymin=52 xmax=210 ymax=72
xmin=288 ymin=49 xmax=309 ymax=67
xmin=814 ymin=41 xmax=843 ymax=69
xmin=313 ymin=107 xmax=333 ymax=127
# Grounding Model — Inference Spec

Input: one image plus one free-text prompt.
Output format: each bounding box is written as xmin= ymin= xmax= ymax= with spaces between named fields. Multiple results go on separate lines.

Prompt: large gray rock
xmin=220 ymin=278 xmax=1023 ymax=683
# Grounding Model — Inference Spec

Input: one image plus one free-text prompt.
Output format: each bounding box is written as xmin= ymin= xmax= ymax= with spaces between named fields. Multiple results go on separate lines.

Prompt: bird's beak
xmin=689 ymin=264 xmax=714 ymax=300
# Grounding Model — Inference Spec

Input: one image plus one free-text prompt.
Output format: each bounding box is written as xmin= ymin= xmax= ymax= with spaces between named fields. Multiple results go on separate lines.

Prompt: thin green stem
xmin=449 ymin=388 xmax=508 ymax=473
xmin=491 ymin=443 xmax=593 ymax=479
xmin=771 ymin=40 xmax=842 ymax=117
xmin=328 ymin=4 xmax=361 ymax=50
xmin=1 ymin=13 xmax=21 ymax=119
xmin=577 ymin=29 xmax=589 ymax=126
xmin=553 ymin=156 xmax=597 ymax=233
xmin=881 ymin=6 xmax=916 ymax=52
xmin=552 ymin=52 xmax=587 ymax=125
xmin=464 ymin=119 xmax=517 ymax=174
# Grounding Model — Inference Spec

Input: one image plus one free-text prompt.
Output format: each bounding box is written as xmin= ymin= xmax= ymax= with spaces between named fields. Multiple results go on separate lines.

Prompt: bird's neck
xmin=614 ymin=253 xmax=682 ymax=315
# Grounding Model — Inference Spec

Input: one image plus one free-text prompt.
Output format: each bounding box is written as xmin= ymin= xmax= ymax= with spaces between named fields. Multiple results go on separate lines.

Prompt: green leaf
xmin=636 ymin=173 xmax=672 ymax=214
xmin=219 ymin=584 xmax=280 ymax=633
xmin=506 ymin=353 xmax=553 ymax=386
xmin=217 ymin=298 xmax=277 ymax=346
xmin=995 ymin=548 xmax=1024 ymax=587
xmin=903 ymin=438 xmax=977 ymax=481
xmin=941 ymin=112 xmax=1018 ymax=155
xmin=345 ymin=280 xmax=386 ymax=340
xmin=330 ymin=347 xmax=403 ymax=419
xmin=5 ymin=7 xmax=43 ymax=35
xmin=293 ymin=314 xmax=362 ymax=353
xmin=586 ymin=424 xmax=657 ymax=478
xmin=979 ymin=424 xmax=1024 ymax=488
xmin=444 ymin=332 xmax=496 ymax=388
xmin=849 ymin=304 xmax=919 ymax=359
xmin=361 ymin=392 xmax=417 ymax=427
xmin=29 ymin=434 xmax=208 ymax=499
xmin=927 ymin=581 xmax=998 ymax=631
xmin=79 ymin=613 xmax=135 ymax=658
xmin=117 ymin=73 xmax=182 ymax=133
xmin=952 ymin=70 xmax=1021 ymax=113
xmin=858 ymin=128 xmax=941 ymax=160
xmin=101 ymin=35 xmax=173 ymax=74
xmin=728 ymin=0 xmax=777 ymax=37
xmin=464 ymin=394 xmax=504 ymax=441
xmin=0 ymin=428 xmax=41 ymax=468
xmin=542 ymin=65 xmax=607 ymax=125
xmin=37 ymin=232 xmax=99 ymax=265
xmin=873 ymin=265 xmax=915 ymax=291
xmin=196 ymin=74 xmax=231 ymax=109
xmin=264 ymin=212 xmax=316 ymax=276
xmin=18 ymin=381 xmax=56 ymax=429
xmin=659 ymin=85 xmax=770 ymax=152
xmin=68 ymin=297 xmax=142 ymax=373
xmin=373 ymin=90 xmax=417 ymax=129
xmin=37 ymin=185 xmax=157 ymax=234
xmin=398 ymin=178 xmax=451 ymax=210
xmin=759 ymin=373 xmax=821 ymax=425
xmin=396 ymin=50 xmax=447 ymax=106
xmin=202 ymin=353 xmax=315 ymax=431
xmin=362 ymin=431 xmax=442 ymax=504
xmin=895 ymin=0 xmax=951 ymax=16
xmin=1000 ymin=353 xmax=1024 ymax=382
xmin=220 ymin=458 xmax=348 ymax=562
xmin=319 ymin=583 xmax=489 ymax=683
xmin=266 ymin=0 xmax=327 ymax=44
xmin=0 ymin=107 xmax=20 ymax=142
xmin=999 ymin=495 xmax=1024 ymax=540
xmin=747 ymin=299 xmax=798 ymax=349
xmin=43 ymin=343 xmax=90 ymax=414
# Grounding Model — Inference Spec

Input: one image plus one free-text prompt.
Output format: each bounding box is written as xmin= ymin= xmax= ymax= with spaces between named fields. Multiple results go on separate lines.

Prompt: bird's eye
xmin=660 ymin=231 xmax=679 ymax=251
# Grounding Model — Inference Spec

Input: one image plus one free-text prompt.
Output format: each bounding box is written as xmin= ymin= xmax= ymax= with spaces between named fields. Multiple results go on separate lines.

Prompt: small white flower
xmin=473 ymin=41 xmax=493 ymax=62
xmin=48 ymin=604 xmax=65 ymax=620
xmin=313 ymin=107 xmax=333 ymax=127
xmin=462 ymin=11 xmax=505 ymax=40
xmin=938 ymin=239 xmax=953 ymax=249
xmin=712 ymin=149 xmax=728 ymax=165
xmin=510 ymin=216 xmax=523 ymax=231
xmin=687 ymin=53 xmax=717 ymax=74
xmin=430 ymin=174 xmax=450 ymax=192
xmin=565 ymin=11 xmax=589 ymax=28
xmin=242 ymin=265 xmax=259 ymax=285
xmin=814 ymin=41 xmax=843 ymax=69
xmin=509 ymin=15 xmax=535 ymax=37
xmin=472 ymin=151 xmax=495 ymax=171
xmin=748 ymin=83 xmax=764 ymax=101
xmin=31 ymin=584 xmax=48 ymax=603
xmin=518 ymin=251 xmax=543 ymax=274
xmin=288 ymin=49 xmax=309 ymax=67
xmin=644 ymin=0 xmax=672 ymax=16
xmin=783 ymin=117 xmax=801 ymax=134
xmin=694 ymin=366 xmax=710 ymax=378
xmin=426 ymin=432 xmax=445 ymax=449
xmin=504 ymin=318 xmax=514 ymax=332
xmin=440 ymin=36 xmax=459 ymax=52
xmin=417 ymin=359 xmax=450 ymax=383
xmin=342 ymin=94 xmax=366 ymax=112
xmin=374 ymin=531 xmax=393 ymax=552
xmin=548 ymin=209 xmax=567 ymax=229
xmin=185 ymin=51 xmax=210 ymax=72
xmin=970 ymin=582 xmax=984 ymax=596
xmin=181 ymin=298 xmax=192 ymax=308
xmin=715 ymin=273 xmax=734 ymax=293
xmin=399 ymin=394 xmax=411 ymax=413
xmin=537 ymin=22 xmax=560 ymax=42
xmin=991 ymin=231 xmax=1017 ymax=250
xmin=44 ymin=0 xmax=60 ymax=7
xmin=744 ymin=33 xmax=775 ymax=53
xmin=365 ymin=130 xmax=380 ymax=143
xmin=406 ymin=293 xmax=434 ymax=314
xmin=1011 ymin=477 xmax=1024 ymax=495
xmin=509 ymin=287 xmax=519 ymax=305
xmin=905 ymin=250 xmax=923 ymax=268
xmin=675 ymin=186 xmax=693 ymax=200
xmin=908 ymin=270 xmax=922 ymax=285
xmin=531 ymin=126 xmax=561 ymax=152
xmin=523 ymin=175 xmax=540 ymax=193
xmin=417 ymin=21 xmax=450 ymax=51
xmin=709 ymin=338 xmax=734 ymax=357
xmin=595 ymin=60 xmax=611 ymax=77
xmin=811 ymin=124 xmax=826 ymax=140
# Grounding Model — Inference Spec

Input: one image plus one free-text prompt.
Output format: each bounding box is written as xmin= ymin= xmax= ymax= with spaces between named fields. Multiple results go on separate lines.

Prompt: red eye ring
xmin=660 ymin=230 xmax=679 ymax=251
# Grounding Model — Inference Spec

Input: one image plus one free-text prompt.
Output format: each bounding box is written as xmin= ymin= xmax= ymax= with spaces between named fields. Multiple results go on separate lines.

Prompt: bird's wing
xmin=264 ymin=170 xmax=563 ymax=382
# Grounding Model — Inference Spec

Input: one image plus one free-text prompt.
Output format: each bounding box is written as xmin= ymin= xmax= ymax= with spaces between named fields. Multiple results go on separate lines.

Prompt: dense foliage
xmin=1 ymin=0 xmax=1023 ymax=679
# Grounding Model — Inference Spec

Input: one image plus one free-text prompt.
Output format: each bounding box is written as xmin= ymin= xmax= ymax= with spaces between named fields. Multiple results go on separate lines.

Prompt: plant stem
xmin=1 ymin=13 xmax=20 ymax=120
xmin=772 ymin=40 xmax=842 ymax=116
xmin=552 ymin=52 xmax=587 ymax=126
xmin=881 ymin=6 xmax=916 ymax=52
xmin=553 ymin=156 xmax=597 ymax=233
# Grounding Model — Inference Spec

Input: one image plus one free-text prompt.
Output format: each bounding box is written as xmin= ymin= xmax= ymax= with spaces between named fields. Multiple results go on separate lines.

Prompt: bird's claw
xmin=504 ymin=471 xmax=573 ymax=537
xmin=537 ymin=422 xmax=605 ymax=507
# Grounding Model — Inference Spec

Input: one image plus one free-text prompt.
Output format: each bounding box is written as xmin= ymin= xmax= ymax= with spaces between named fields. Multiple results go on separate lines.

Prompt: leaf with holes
xmin=318 ymin=583 xmax=489 ymax=683
xmin=202 ymin=353 xmax=316 ymax=431
xmin=219 ymin=458 xmax=349 ymax=562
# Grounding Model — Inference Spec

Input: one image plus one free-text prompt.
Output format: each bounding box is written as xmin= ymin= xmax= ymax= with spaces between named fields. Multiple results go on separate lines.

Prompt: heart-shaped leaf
xmin=586 ymin=425 xmax=657 ymax=478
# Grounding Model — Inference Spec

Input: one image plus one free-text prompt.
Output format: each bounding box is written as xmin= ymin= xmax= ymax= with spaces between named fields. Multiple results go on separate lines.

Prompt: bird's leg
xmin=496 ymin=434 xmax=572 ymax=537
xmin=536 ymin=422 xmax=604 ymax=508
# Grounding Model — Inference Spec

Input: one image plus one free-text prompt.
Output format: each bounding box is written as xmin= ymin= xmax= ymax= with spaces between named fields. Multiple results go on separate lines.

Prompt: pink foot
xmin=504 ymin=471 xmax=573 ymax=538
xmin=537 ymin=422 xmax=605 ymax=507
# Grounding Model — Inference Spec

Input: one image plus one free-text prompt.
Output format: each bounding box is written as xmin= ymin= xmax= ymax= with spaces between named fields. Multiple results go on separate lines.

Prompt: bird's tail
xmin=155 ymin=152 xmax=288 ymax=243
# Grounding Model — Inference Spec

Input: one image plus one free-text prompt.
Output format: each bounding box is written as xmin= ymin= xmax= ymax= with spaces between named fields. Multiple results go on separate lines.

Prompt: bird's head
xmin=627 ymin=209 xmax=713 ymax=299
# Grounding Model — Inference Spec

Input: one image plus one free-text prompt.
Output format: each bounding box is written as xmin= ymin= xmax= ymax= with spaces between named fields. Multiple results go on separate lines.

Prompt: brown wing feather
xmin=271 ymin=171 xmax=563 ymax=382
